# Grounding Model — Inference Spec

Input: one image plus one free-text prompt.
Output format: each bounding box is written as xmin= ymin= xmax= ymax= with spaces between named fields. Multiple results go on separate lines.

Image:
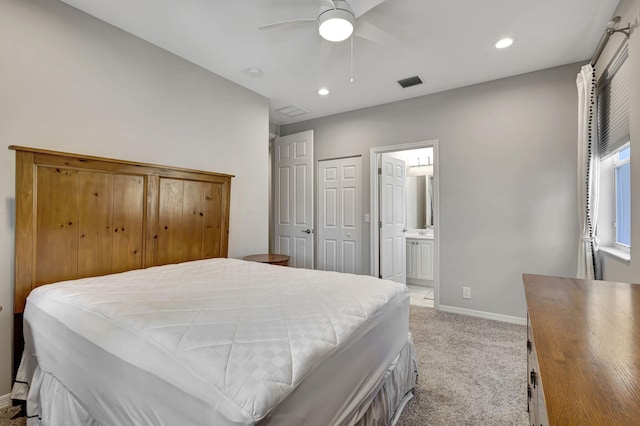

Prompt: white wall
xmin=597 ymin=0 xmax=640 ymax=282
xmin=0 ymin=0 xmax=269 ymax=395
xmin=282 ymin=63 xmax=581 ymax=320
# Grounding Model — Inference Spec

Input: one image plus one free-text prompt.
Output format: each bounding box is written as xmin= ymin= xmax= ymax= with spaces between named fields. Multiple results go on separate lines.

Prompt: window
xmin=597 ymin=45 xmax=630 ymax=261
xmin=614 ymin=145 xmax=630 ymax=247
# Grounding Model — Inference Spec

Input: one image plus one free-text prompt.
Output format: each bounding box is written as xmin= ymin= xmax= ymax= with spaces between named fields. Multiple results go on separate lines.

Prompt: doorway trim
xmin=370 ymin=139 xmax=440 ymax=308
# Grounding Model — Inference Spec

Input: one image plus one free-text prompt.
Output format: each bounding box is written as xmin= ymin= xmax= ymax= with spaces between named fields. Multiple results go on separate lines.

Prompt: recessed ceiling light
xmin=495 ymin=37 xmax=516 ymax=49
xmin=318 ymin=88 xmax=330 ymax=96
xmin=245 ymin=67 xmax=263 ymax=78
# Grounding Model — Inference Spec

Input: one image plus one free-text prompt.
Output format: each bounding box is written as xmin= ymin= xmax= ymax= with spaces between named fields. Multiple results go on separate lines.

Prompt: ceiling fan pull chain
xmin=350 ymin=36 xmax=354 ymax=83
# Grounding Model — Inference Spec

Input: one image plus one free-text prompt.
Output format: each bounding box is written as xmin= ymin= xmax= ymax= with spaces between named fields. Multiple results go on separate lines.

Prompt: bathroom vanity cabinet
xmin=406 ymin=237 xmax=434 ymax=283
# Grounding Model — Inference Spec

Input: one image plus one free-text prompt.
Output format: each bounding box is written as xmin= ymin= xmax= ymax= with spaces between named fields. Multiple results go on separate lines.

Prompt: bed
xmin=9 ymin=146 xmax=417 ymax=425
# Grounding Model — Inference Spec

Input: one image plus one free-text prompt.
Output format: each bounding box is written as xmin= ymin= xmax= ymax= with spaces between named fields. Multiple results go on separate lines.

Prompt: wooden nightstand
xmin=243 ymin=254 xmax=290 ymax=266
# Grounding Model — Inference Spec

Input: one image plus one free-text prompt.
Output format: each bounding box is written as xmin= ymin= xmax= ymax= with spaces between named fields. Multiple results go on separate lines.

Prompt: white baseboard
xmin=438 ymin=304 xmax=526 ymax=325
xmin=0 ymin=392 xmax=11 ymax=409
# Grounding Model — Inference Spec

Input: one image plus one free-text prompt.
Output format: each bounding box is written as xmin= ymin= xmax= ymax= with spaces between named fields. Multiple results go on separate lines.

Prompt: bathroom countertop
xmin=406 ymin=233 xmax=434 ymax=240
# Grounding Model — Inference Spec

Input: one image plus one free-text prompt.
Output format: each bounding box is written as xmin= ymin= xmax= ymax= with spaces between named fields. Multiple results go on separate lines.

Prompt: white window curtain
xmin=576 ymin=64 xmax=600 ymax=280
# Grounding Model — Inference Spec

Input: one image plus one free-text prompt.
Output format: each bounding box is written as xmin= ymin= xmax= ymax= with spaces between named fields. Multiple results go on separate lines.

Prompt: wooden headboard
xmin=11 ymin=145 xmax=234 ymax=313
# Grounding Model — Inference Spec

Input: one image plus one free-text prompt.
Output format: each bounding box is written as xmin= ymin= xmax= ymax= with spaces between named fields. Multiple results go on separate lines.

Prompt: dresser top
xmin=523 ymin=273 xmax=640 ymax=425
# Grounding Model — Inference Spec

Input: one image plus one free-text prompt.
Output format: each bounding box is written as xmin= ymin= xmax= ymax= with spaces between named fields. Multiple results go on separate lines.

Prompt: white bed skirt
xmin=352 ymin=333 xmax=417 ymax=426
xmin=14 ymin=334 xmax=417 ymax=426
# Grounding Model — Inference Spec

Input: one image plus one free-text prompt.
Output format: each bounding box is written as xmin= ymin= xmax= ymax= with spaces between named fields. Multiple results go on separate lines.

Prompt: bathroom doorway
xmin=370 ymin=140 xmax=439 ymax=309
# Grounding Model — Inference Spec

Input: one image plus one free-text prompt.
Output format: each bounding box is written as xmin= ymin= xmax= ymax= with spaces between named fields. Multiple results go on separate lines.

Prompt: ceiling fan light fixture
xmin=318 ymin=8 xmax=355 ymax=42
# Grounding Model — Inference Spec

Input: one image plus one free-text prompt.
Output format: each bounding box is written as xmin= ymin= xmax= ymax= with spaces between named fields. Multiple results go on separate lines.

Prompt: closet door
xmin=317 ymin=156 xmax=362 ymax=274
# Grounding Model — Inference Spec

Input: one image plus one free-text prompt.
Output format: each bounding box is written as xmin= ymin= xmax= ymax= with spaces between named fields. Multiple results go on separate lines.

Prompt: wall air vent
xmin=397 ymin=75 xmax=423 ymax=89
xmin=276 ymin=105 xmax=308 ymax=118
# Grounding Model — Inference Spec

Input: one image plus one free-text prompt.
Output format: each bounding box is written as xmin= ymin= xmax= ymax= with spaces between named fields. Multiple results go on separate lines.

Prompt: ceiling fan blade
xmin=320 ymin=0 xmax=336 ymax=10
xmin=349 ymin=0 xmax=387 ymax=18
xmin=258 ymin=19 xmax=316 ymax=31
xmin=353 ymin=18 xmax=397 ymax=45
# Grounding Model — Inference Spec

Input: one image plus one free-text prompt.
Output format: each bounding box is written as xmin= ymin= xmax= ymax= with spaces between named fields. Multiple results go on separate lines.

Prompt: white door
xmin=274 ymin=130 xmax=314 ymax=269
xmin=317 ymin=157 xmax=362 ymax=274
xmin=380 ymin=154 xmax=406 ymax=282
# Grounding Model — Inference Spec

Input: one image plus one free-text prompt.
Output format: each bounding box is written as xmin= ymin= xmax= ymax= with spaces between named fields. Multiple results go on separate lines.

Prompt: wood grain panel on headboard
xmin=10 ymin=145 xmax=234 ymax=313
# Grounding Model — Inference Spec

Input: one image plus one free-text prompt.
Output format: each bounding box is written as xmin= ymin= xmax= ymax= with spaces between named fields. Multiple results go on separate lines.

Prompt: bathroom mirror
xmin=406 ymin=175 xmax=433 ymax=229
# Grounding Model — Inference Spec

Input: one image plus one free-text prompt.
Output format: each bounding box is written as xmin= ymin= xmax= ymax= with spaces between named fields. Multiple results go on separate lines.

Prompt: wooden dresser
xmin=523 ymin=274 xmax=640 ymax=425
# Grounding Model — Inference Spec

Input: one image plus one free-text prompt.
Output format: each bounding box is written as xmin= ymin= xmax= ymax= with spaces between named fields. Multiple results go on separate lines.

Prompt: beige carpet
xmin=0 ymin=405 xmax=22 ymax=426
xmin=0 ymin=305 xmax=528 ymax=425
xmin=398 ymin=305 xmax=529 ymax=425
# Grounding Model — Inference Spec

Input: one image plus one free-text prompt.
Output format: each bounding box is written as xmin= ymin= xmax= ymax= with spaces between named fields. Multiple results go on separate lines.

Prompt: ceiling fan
xmin=258 ymin=0 xmax=395 ymax=80
xmin=258 ymin=0 xmax=391 ymax=43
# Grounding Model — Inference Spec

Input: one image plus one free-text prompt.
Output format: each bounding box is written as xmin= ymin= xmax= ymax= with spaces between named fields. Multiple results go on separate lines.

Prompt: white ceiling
xmin=59 ymin=0 xmax=620 ymax=125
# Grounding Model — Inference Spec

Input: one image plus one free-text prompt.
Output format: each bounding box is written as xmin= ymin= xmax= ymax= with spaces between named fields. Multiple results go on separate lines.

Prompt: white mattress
xmin=20 ymin=258 xmax=410 ymax=425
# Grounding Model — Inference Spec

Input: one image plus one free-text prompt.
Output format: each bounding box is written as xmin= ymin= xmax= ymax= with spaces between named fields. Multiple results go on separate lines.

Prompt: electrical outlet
xmin=462 ymin=287 xmax=471 ymax=299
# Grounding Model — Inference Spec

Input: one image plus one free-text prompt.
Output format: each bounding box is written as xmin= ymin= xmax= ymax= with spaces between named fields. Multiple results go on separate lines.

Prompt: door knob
xmin=302 ymin=229 xmax=311 ymax=234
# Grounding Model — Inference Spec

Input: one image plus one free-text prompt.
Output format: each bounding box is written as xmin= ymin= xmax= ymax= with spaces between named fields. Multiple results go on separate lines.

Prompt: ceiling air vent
xmin=276 ymin=105 xmax=308 ymax=118
xmin=397 ymin=75 xmax=423 ymax=89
